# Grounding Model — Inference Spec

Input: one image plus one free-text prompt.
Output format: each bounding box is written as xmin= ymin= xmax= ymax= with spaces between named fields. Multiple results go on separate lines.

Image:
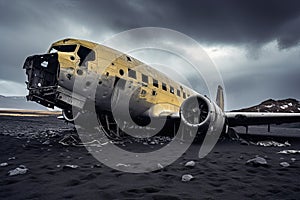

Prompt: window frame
xmin=128 ymin=69 xmax=137 ymax=79
xmin=162 ymin=82 xmax=167 ymax=91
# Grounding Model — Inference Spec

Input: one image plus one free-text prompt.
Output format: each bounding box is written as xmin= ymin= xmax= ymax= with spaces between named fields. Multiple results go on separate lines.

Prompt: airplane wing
xmin=226 ymin=112 xmax=300 ymax=127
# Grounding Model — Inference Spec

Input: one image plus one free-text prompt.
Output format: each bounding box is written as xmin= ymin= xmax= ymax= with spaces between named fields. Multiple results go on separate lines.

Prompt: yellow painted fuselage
xmin=51 ymin=38 xmax=198 ymax=118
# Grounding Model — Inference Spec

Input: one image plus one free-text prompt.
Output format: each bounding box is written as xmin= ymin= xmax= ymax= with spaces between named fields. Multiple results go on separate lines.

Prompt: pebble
xmin=280 ymin=162 xmax=290 ymax=167
xmin=0 ymin=162 xmax=8 ymax=167
xmin=8 ymin=165 xmax=28 ymax=176
xmin=185 ymin=161 xmax=196 ymax=167
xmin=63 ymin=164 xmax=79 ymax=169
xmin=246 ymin=157 xmax=268 ymax=167
xmin=182 ymin=174 xmax=194 ymax=182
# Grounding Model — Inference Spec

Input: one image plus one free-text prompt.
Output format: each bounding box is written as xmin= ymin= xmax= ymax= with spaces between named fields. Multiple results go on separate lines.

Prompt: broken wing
xmin=226 ymin=112 xmax=300 ymax=127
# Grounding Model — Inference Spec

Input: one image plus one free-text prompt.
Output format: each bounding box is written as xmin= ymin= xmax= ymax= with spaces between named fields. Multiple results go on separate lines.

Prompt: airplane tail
xmin=216 ymin=85 xmax=224 ymax=111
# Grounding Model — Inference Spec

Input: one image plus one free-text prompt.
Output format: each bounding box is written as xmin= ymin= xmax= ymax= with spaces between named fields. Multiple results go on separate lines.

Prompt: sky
xmin=0 ymin=0 xmax=300 ymax=110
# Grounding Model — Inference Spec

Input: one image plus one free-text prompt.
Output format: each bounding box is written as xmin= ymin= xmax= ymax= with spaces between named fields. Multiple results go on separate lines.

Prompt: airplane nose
xmin=23 ymin=53 xmax=60 ymax=108
xmin=23 ymin=53 xmax=59 ymax=89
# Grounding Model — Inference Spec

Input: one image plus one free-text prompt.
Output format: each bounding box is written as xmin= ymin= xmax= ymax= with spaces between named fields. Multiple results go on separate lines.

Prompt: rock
xmin=246 ymin=157 xmax=268 ymax=167
xmin=63 ymin=164 xmax=79 ymax=169
xmin=278 ymin=150 xmax=300 ymax=154
xmin=157 ymin=163 xmax=164 ymax=170
xmin=182 ymin=174 xmax=194 ymax=182
xmin=0 ymin=162 xmax=8 ymax=167
xmin=116 ymin=163 xmax=130 ymax=167
xmin=256 ymin=141 xmax=290 ymax=147
xmin=280 ymin=162 xmax=290 ymax=167
xmin=42 ymin=140 xmax=50 ymax=145
xmin=8 ymin=157 xmax=16 ymax=160
xmin=291 ymin=158 xmax=296 ymax=162
xmin=8 ymin=165 xmax=28 ymax=176
xmin=185 ymin=161 xmax=196 ymax=167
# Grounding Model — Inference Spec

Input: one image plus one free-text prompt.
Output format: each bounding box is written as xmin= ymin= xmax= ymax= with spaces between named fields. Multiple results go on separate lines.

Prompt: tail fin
xmin=216 ymin=85 xmax=224 ymax=111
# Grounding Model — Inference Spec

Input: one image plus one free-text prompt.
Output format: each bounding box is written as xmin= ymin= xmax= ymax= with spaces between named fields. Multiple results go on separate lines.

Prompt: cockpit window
xmin=77 ymin=45 xmax=95 ymax=66
xmin=49 ymin=45 xmax=77 ymax=53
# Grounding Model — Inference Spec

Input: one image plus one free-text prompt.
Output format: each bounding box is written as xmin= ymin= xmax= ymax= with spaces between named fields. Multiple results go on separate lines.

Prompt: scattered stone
xmin=157 ymin=163 xmax=164 ymax=170
xmin=8 ymin=165 xmax=28 ymax=176
xmin=278 ymin=150 xmax=300 ymax=154
xmin=56 ymin=165 xmax=61 ymax=168
xmin=185 ymin=161 xmax=196 ymax=167
xmin=116 ymin=163 xmax=130 ymax=167
xmin=256 ymin=141 xmax=290 ymax=147
xmin=8 ymin=157 xmax=16 ymax=160
xmin=181 ymin=174 xmax=194 ymax=182
xmin=280 ymin=162 xmax=290 ymax=167
xmin=42 ymin=140 xmax=50 ymax=145
xmin=0 ymin=162 xmax=8 ymax=167
xmin=63 ymin=164 xmax=79 ymax=169
xmin=246 ymin=157 xmax=268 ymax=167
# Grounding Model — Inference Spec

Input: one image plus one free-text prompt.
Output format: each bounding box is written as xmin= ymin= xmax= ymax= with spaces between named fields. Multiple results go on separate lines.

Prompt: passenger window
xmin=162 ymin=83 xmax=167 ymax=91
xmin=153 ymin=79 xmax=159 ymax=88
xmin=170 ymin=86 xmax=174 ymax=94
xmin=177 ymin=89 xmax=181 ymax=97
xmin=142 ymin=74 xmax=148 ymax=83
xmin=128 ymin=69 xmax=136 ymax=79
xmin=183 ymin=92 xmax=186 ymax=99
xmin=152 ymin=90 xmax=157 ymax=96
xmin=77 ymin=46 xmax=95 ymax=67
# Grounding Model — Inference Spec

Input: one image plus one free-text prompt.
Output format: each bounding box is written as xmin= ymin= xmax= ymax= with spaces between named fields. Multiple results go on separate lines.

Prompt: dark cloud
xmin=0 ymin=0 xmax=300 ymax=109
xmin=70 ymin=0 xmax=300 ymax=48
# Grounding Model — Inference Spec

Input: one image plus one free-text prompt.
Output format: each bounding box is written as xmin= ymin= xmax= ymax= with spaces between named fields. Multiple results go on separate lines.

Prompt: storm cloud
xmin=0 ymin=0 xmax=300 ymax=109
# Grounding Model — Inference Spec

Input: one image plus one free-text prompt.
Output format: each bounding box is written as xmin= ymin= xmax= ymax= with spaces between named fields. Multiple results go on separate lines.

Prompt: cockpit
xmin=49 ymin=44 xmax=96 ymax=67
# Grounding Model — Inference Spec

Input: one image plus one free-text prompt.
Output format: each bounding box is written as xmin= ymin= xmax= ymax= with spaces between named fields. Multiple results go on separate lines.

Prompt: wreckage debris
xmin=246 ymin=157 xmax=268 ymax=167
xmin=59 ymin=134 xmax=81 ymax=146
xmin=8 ymin=165 xmax=28 ymax=176
xmin=256 ymin=141 xmax=290 ymax=147
xmin=278 ymin=150 xmax=300 ymax=154
xmin=181 ymin=174 xmax=194 ymax=182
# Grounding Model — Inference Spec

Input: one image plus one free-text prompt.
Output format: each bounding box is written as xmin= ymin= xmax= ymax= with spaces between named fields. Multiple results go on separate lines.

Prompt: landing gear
xmin=97 ymin=113 xmax=123 ymax=140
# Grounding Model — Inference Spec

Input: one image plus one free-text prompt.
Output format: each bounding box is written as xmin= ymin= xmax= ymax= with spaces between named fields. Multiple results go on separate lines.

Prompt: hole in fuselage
xmin=77 ymin=69 xmax=83 ymax=76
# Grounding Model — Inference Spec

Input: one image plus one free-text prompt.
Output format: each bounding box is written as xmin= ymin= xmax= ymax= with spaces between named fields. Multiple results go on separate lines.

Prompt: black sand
xmin=1 ymin=115 xmax=300 ymax=200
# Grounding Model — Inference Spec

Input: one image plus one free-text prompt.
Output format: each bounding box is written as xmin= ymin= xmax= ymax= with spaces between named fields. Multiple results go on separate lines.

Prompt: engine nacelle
xmin=180 ymin=95 xmax=225 ymax=130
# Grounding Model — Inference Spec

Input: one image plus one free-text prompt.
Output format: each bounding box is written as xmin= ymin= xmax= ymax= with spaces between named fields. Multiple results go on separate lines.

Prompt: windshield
xmin=49 ymin=45 xmax=77 ymax=53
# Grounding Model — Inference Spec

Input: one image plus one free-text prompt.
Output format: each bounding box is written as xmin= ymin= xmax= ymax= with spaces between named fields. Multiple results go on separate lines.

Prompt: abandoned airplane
xmin=23 ymin=38 xmax=300 ymax=139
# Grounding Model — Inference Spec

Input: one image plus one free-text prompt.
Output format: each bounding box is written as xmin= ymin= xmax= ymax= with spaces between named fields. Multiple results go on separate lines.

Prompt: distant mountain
xmin=232 ymin=98 xmax=300 ymax=113
xmin=0 ymin=96 xmax=48 ymax=110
